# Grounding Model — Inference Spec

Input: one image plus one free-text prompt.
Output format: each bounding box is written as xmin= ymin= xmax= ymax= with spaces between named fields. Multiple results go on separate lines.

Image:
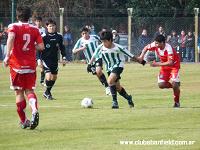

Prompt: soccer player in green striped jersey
xmin=72 ymin=27 xmax=110 ymax=95
xmin=89 ymin=31 xmax=142 ymax=109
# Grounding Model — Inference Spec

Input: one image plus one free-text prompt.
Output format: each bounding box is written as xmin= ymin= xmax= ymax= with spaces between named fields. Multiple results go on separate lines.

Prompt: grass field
xmin=0 ymin=62 xmax=200 ymax=150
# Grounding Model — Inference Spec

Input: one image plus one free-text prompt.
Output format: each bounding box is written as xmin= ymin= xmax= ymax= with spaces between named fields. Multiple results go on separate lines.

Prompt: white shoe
xmin=105 ymin=87 xmax=111 ymax=95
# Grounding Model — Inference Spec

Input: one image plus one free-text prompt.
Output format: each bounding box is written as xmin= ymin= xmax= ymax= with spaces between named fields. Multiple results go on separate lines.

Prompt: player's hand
xmin=3 ymin=56 xmax=9 ymax=67
xmin=150 ymin=61 xmax=160 ymax=67
xmin=62 ymin=57 xmax=67 ymax=66
xmin=87 ymin=64 xmax=92 ymax=73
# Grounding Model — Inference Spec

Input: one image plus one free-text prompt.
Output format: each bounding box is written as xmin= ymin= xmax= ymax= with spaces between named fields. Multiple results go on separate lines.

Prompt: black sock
xmin=118 ymin=87 xmax=130 ymax=100
xmin=45 ymin=80 xmax=55 ymax=94
xmin=110 ymin=85 xmax=117 ymax=102
xmin=40 ymin=71 xmax=45 ymax=83
xmin=99 ymin=74 xmax=109 ymax=87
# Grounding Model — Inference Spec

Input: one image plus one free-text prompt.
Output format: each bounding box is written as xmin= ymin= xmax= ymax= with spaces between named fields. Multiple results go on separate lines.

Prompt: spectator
xmin=185 ymin=31 xmax=195 ymax=62
xmin=178 ymin=30 xmax=186 ymax=62
xmin=63 ymin=25 xmax=73 ymax=62
xmin=154 ymin=26 xmax=167 ymax=39
xmin=112 ymin=30 xmax=120 ymax=44
xmin=138 ymin=29 xmax=151 ymax=50
xmin=0 ymin=26 xmax=8 ymax=60
xmin=167 ymin=30 xmax=179 ymax=52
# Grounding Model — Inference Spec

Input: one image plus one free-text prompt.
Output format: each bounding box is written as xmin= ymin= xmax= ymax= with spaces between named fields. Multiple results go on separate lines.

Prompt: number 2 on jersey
xmin=22 ymin=34 xmax=30 ymax=51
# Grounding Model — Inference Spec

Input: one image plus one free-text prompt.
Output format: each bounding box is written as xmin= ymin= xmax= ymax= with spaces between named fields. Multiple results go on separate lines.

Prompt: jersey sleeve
xmin=93 ymin=44 xmax=103 ymax=59
xmin=59 ymin=35 xmax=66 ymax=58
xmin=117 ymin=45 xmax=134 ymax=58
xmin=166 ymin=44 xmax=174 ymax=62
xmin=72 ymin=38 xmax=81 ymax=51
xmin=35 ymin=29 xmax=43 ymax=44
xmin=144 ymin=42 xmax=156 ymax=51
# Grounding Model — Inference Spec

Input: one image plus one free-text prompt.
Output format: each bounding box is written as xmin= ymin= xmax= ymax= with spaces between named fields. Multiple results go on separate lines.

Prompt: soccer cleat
xmin=30 ymin=112 xmax=39 ymax=130
xmin=105 ymin=87 xmax=111 ymax=95
xmin=40 ymin=82 xmax=46 ymax=87
xmin=127 ymin=95 xmax=134 ymax=108
xmin=173 ymin=102 xmax=180 ymax=108
xmin=43 ymin=92 xmax=55 ymax=100
xmin=20 ymin=119 xmax=30 ymax=129
xmin=112 ymin=101 xmax=119 ymax=109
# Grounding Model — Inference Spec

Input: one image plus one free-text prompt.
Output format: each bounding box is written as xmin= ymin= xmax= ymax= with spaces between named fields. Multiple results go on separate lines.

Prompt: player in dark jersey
xmin=40 ymin=19 xmax=66 ymax=100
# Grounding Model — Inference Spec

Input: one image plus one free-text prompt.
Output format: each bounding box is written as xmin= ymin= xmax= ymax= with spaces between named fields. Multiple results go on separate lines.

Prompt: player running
xmin=73 ymin=27 xmax=110 ymax=95
xmin=89 ymin=31 xmax=142 ymax=109
xmin=3 ymin=6 xmax=44 ymax=129
xmin=40 ymin=19 xmax=67 ymax=100
xmin=34 ymin=16 xmax=46 ymax=86
xmin=138 ymin=35 xmax=181 ymax=107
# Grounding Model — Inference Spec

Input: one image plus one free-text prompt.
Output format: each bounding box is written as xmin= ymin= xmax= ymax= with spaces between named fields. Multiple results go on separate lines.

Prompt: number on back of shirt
xmin=22 ymin=34 xmax=30 ymax=51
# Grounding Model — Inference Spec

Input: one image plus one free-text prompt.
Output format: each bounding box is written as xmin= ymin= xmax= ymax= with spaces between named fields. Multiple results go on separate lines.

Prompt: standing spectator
xmin=34 ymin=16 xmax=46 ymax=85
xmin=178 ymin=30 xmax=186 ymax=62
xmin=185 ymin=31 xmax=195 ymax=62
xmin=112 ymin=30 xmax=120 ymax=44
xmin=3 ymin=6 xmax=44 ymax=129
xmin=138 ymin=29 xmax=151 ymax=50
xmin=41 ymin=19 xmax=67 ymax=100
xmin=154 ymin=26 xmax=167 ymax=39
xmin=63 ymin=25 xmax=73 ymax=62
xmin=167 ymin=30 xmax=179 ymax=52
xmin=0 ymin=26 xmax=8 ymax=60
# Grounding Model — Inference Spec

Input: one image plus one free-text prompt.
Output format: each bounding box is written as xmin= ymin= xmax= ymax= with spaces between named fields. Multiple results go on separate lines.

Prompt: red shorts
xmin=158 ymin=68 xmax=180 ymax=83
xmin=10 ymin=69 xmax=36 ymax=90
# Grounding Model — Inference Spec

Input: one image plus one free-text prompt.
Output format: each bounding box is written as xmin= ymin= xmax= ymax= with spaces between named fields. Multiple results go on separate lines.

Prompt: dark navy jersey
xmin=41 ymin=32 xmax=66 ymax=65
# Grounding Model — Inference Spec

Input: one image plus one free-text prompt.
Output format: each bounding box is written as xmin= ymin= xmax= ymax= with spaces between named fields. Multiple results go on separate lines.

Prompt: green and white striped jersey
xmin=93 ymin=43 xmax=134 ymax=72
xmin=73 ymin=35 xmax=101 ymax=64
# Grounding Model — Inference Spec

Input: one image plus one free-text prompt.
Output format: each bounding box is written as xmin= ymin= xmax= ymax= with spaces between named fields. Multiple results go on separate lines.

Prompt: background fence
xmin=0 ymin=12 xmax=199 ymax=62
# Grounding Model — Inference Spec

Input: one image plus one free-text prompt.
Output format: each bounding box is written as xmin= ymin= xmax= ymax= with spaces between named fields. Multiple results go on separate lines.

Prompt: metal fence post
xmin=127 ymin=8 xmax=133 ymax=62
xmin=194 ymin=8 xmax=199 ymax=63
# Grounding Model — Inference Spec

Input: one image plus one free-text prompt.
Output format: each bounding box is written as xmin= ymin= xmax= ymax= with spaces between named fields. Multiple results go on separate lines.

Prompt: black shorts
xmin=90 ymin=59 xmax=103 ymax=75
xmin=43 ymin=62 xmax=58 ymax=75
xmin=107 ymin=67 xmax=123 ymax=82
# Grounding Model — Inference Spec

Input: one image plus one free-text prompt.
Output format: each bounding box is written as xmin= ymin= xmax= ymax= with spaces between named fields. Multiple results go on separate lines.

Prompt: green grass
xmin=0 ymin=63 xmax=200 ymax=150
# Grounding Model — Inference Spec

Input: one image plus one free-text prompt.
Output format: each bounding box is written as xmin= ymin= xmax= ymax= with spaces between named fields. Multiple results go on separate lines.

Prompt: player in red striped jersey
xmin=139 ymin=35 xmax=181 ymax=108
xmin=3 ymin=6 xmax=44 ymax=129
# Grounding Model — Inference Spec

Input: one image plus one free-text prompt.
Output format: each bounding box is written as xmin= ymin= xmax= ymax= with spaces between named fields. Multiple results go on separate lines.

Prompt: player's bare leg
xmin=172 ymin=82 xmax=180 ymax=107
xmin=158 ymin=82 xmax=172 ymax=89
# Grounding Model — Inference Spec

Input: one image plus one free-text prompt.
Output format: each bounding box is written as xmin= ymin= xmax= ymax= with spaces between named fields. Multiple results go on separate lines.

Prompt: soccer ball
xmin=81 ymin=98 xmax=93 ymax=108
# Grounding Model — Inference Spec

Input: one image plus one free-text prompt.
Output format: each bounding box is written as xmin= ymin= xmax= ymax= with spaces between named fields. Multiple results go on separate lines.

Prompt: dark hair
xmin=16 ymin=6 xmax=31 ymax=22
xmin=81 ymin=27 xmax=89 ymax=33
xmin=46 ymin=19 xmax=56 ymax=26
xmin=35 ymin=16 xmax=42 ymax=21
xmin=154 ymin=35 xmax=165 ymax=43
xmin=100 ymin=31 xmax=113 ymax=41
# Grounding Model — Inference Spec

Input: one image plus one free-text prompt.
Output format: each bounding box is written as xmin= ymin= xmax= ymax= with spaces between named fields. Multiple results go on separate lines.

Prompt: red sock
xmin=16 ymin=100 xmax=26 ymax=123
xmin=27 ymin=93 xmax=38 ymax=114
xmin=173 ymin=89 xmax=180 ymax=103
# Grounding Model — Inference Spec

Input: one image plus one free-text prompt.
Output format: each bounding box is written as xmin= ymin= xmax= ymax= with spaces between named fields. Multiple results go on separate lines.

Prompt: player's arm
xmin=87 ymin=45 xmax=102 ymax=73
xmin=3 ymin=32 xmax=15 ymax=67
xmin=72 ymin=39 xmax=86 ymax=54
xmin=150 ymin=55 xmax=174 ymax=67
xmin=59 ymin=36 xmax=67 ymax=66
